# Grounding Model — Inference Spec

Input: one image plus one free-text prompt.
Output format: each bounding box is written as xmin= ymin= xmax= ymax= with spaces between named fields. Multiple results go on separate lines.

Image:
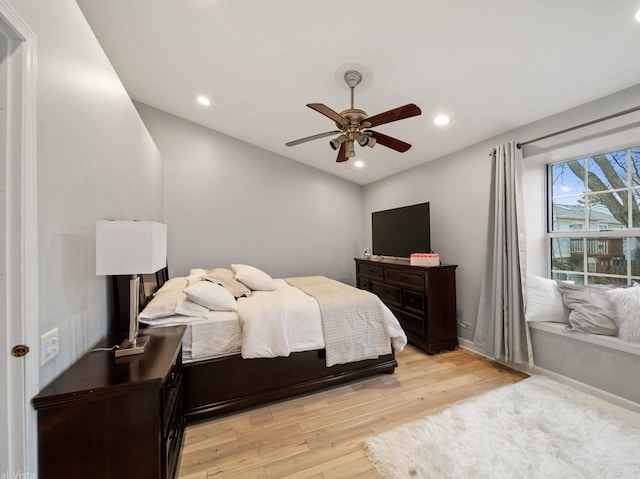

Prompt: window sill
xmin=528 ymin=321 xmax=640 ymax=357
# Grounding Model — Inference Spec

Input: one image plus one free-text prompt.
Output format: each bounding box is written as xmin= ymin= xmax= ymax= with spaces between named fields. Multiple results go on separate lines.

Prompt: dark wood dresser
xmin=33 ymin=325 xmax=186 ymax=479
xmin=355 ymin=257 xmax=458 ymax=354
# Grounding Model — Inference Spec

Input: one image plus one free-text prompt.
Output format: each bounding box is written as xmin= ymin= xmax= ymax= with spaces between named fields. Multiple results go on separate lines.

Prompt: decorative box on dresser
xmin=32 ymin=325 xmax=186 ymax=479
xmin=355 ymin=257 xmax=458 ymax=354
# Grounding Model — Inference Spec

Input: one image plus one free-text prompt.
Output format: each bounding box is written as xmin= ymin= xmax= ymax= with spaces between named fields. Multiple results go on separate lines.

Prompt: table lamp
xmin=96 ymin=220 xmax=167 ymax=357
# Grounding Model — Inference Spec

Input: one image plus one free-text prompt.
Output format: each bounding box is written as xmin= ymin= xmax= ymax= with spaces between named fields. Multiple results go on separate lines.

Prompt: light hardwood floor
xmin=177 ymin=346 xmax=528 ymax=479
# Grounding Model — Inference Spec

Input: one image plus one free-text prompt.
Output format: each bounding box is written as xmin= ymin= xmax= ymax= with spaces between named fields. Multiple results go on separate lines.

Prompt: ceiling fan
xmin=286 ymin=70 xmax=422 ymax=163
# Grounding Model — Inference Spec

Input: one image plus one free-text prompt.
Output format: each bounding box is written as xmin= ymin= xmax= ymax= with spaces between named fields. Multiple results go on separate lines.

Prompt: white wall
xmin=10 ymin=0 xmax=164 ymax=388
xmin=363 ymin=142 xmax=493 ymax=339
xmin=135 ymin=102 xmax=363 ymax=285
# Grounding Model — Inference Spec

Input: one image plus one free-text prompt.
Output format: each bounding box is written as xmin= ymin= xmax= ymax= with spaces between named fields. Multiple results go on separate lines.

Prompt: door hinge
xmin=11 ymin=344 xmax=30 ymax=357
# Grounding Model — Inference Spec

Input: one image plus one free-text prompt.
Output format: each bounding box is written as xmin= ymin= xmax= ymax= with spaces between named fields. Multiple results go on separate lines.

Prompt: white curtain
xmin=474 ymin=141 xmax=530 ymax=365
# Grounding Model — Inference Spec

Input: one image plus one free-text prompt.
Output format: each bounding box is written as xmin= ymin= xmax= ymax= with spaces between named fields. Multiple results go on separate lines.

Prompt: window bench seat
xmin=529 ymin=321 xmax=640 ymax=411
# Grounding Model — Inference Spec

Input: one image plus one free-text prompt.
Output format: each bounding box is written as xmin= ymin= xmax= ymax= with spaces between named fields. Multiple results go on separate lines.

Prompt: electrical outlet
xmin=41 ymin=327 xmax=59 ymax=366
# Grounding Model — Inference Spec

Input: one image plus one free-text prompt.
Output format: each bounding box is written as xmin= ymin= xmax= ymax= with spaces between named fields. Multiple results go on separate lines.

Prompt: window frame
xmin=546 ymin=145 xmax=640 ymax=285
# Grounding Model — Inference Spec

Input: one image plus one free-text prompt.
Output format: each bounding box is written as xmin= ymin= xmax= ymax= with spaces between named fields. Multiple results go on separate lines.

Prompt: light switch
xmin=41 ymin=327 xmax=59 ymax=365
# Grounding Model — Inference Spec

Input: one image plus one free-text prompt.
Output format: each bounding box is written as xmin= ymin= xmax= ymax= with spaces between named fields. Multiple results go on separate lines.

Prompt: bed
xmin=112 ymin=264 xmax=407 ymax=422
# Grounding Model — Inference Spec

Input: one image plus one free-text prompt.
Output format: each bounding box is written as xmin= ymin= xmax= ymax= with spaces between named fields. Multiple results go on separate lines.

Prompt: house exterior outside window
xmin=548 ymin=146 xmax=640 ymax=285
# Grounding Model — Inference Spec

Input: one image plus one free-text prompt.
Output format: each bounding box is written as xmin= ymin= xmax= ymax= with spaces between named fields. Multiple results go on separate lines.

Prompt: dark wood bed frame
xmin=113 ymin=267 xmax=398 ymax=422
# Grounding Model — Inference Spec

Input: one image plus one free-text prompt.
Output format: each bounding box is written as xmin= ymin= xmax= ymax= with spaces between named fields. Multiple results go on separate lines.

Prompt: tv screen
xmin=372 ymin=202 xmax=431 ymax=258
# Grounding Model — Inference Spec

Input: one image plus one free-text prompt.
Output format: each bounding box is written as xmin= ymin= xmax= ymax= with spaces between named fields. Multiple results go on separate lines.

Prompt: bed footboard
xmin=183 ymin=350 xmax=397 ymax=422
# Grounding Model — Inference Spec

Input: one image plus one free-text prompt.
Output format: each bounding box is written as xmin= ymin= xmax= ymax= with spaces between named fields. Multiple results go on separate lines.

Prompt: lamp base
xmin=115 ymin=334 xmax=151 ymax=357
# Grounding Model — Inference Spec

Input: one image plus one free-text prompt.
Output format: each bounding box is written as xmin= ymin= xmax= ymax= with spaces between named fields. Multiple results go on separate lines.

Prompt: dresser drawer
xmin=162 ymin=353 xmax=182 ymax=435
xmin=404 ymin=290 xmax=425 ymax=314
xmin=357 ymin=262 xmax=384 ymax=280
xmin=392 ymin=308 xmax=425 ymax=337
xmin=163 ymin=387 xmax=185 ymax=479
xmin=357 ymin=277 xmax=372 ymax=291
xmin=386 ymin=268 xmax=424 ymax=288
xmin=372 ymin=281 xmax=402 ymax=307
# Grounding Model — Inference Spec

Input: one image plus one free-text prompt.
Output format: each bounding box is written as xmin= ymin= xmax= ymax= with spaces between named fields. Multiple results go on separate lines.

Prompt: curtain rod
xmin=516 ymin=105 xmax=640 ymax=149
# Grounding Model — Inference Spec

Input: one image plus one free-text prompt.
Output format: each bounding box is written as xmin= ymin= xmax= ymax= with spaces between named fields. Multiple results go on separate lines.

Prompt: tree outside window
xmin=549 ymin=147 xmax=640 ymax=285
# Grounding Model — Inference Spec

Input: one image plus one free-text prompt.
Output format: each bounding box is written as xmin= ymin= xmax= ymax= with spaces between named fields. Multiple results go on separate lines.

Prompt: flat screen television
xmin=372 ymin=202 xmax=431 ymax=258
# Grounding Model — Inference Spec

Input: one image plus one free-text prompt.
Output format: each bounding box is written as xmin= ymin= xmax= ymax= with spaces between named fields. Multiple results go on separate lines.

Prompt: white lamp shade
xmin=96 ymin=221 xmax=167 ymax=276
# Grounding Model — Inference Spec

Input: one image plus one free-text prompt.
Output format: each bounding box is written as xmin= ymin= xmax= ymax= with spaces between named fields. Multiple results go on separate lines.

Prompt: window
xmin=548 ymin=146 xmax=640 ymax=285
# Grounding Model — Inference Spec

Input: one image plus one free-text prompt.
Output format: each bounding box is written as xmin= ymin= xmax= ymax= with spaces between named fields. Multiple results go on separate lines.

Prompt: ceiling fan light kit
xmin=329 ymin=134 xmax=347 ymax=150
xmin=286 ymin=69 xmax=422 ymax=163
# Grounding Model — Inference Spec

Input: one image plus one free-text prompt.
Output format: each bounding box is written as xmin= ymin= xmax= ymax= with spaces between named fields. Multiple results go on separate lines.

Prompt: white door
xmin=0 ymin=29 xmax=8 ymax=471
xmin=0 ymin=31 xmax=10 ymax=472
xmin=0 ymin=1 xmax=38 ymax=474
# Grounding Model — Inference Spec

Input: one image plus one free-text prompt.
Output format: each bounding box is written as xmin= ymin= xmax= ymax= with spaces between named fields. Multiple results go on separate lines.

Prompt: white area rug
xmin=363 ymin=376 xmax=640 ymax=478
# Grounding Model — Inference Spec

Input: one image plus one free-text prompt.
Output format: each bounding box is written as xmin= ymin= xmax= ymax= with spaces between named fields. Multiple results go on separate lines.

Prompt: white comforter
xmin=237 ymin=279 xmax=325 ymax=359
xmin=238 ymin=277 xmax=407 ymax=366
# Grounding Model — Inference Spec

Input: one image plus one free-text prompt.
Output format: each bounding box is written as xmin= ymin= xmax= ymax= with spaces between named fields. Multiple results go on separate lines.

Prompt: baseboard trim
xmin=532 ymin=365 xmax=640 ymax=413
xmin=458 ymin=338 xmax=534 ymax=375
xmin=457 ymin=337 xmax=485 ymax=356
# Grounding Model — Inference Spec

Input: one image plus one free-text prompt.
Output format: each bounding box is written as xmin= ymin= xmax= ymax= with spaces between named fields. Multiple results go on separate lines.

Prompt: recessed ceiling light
xmin=196 ymin=95 xmax=211 ymax=106
xmin=434 ymin=115 xmax=450 ymax=126
xmin=354 ymin=160 xmax=364 ymax=168
xmin=636 ymin=9 xmax=640 ymax=22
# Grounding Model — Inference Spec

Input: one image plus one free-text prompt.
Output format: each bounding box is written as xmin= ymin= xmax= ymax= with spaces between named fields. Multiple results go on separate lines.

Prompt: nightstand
xmin=33 ymin=325 xmax=186 ymax=479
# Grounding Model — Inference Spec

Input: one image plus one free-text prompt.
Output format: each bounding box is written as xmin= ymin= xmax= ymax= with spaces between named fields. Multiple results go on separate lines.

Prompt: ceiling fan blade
xmin=364 ymin=104 xmax=422 ymax=128
xmin=307 ymin=103 xmax=348 ymax=126
xmin=370 ymin=131 xmax=412 ymax=153
xmin=286 ymin=130 xmax=341 ymax=147
xmin=336 ymin=142 xmax=349 ymax=162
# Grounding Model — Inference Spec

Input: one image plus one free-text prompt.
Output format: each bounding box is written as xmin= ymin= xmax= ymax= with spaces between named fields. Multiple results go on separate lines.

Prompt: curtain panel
xmin=474 ymin=141 xmax=530 ymax=365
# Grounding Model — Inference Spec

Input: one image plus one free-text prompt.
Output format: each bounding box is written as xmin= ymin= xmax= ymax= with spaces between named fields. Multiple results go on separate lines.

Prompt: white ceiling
xmin=76 ymin=0 xmax=640 ymax=185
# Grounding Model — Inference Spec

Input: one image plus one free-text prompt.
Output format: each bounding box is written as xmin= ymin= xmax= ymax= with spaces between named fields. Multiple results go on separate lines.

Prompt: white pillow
xmin=525 ymin=275 xmax=570 ymax=323
xmin=139 ymin=289 xmax=185 ymax=319
xmin=183 ymin=281 xmax=237 ymax=312
xmin=155 ymin=276 xmax=188 ymax=294
xmin=175 ymin=298 xmax=210 ymax=317
xmin=556 ymin=282 xmax=617 ymax=336
xmin=231 ymin=264 xmax=277 ymax=291
xmin=189 ymin=268 xmax=207 ymax=277
xmin=205 ymin=268 xmax=251 ymax=298
xmin=187 ymin=268 xmax=207 ymax=285
xmin=609 ymin=286 xmax=640 ymax=344
xmin=140 ymin=287 xmax=211 ymax=319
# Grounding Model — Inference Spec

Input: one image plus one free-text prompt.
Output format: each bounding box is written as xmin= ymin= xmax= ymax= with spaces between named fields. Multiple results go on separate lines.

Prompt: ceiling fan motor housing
xmin=336 ymin=109 xmax=368 ymax=128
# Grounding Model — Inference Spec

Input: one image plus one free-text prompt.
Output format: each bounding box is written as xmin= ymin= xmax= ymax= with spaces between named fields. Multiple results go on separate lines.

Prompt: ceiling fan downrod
xmin=344 ymin=70 xmax=362 ymax=110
